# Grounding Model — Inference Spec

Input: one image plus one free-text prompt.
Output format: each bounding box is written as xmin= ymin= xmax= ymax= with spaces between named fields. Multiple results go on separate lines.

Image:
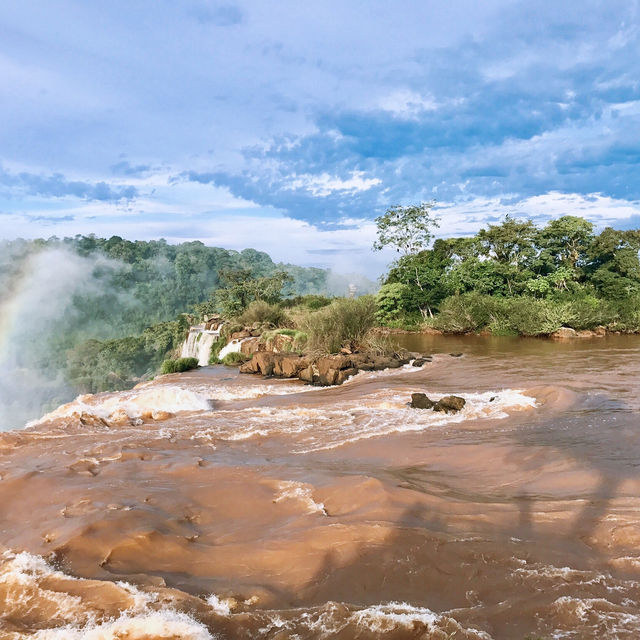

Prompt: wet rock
xmin=274 ymin=355 xmax=309 ymax=378
xmin=240 ymin=337 xmax=262 ymax=355
xmin=551 ymin=327 xmax=577 ymax=339
xmin=449 ymin=352 xmax=463 ymax=358
xmin=368 ymin=356 xmax=403 ymax=371
xmin=335 ymin=367 xmax=359 ymax=385
xmin=410 ymin=393 xmax=434 ymax=409
xmin=239 ymin=360 xmax=256 ymax=374
xmin=231 ymin=330 xmax=251 ymax=340
xmin=298 ymin=364 xmax=315 ymax=383
xmin=433 ymin=395 xmax=466 ymax=413
xmin=316 ymin=355 xmax=353 ymax=385
xmin=412 ymin=358 xmax=428 ymax=367
xmin=252 ymin=352 xmax=276 ymax=376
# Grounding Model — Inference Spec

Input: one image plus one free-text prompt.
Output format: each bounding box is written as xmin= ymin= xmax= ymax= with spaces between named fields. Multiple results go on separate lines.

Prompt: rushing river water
xmin=1 ymin=335 xmax=640 ymax=639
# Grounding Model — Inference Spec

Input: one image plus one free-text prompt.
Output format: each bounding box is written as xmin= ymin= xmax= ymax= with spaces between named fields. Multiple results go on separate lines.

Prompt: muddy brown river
xmin=1 ymin=335 xmax=640 ymax=639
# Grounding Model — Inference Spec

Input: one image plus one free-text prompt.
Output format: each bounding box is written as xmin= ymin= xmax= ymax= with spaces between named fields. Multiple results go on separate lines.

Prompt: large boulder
xmin=433 ymin=395 xmax=466 ymax=413
xmin=252 ymin=351 xmax=276 ymax=376
xmin=368 ymin=356 xmax=403 ymax=371
xmin=550 ymin=327 xmax=577 ymax=339
xmin=298 ymin=364 xmax=315 ymax=383
xmin=274 ymin=355 xmax=310 ymax=378
xmin=410 ymin=393 xmax=434 ymax=409
xmin=316 ymin=355 xmax=353 ymax=385
xmin=335 ymin=367 xmax=359 ymax=385
xmin=241 ymin=337 xmax=262 ymax=355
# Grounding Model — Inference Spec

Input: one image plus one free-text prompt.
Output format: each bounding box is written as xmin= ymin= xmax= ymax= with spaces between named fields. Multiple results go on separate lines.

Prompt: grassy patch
xmin=221 ymin=351 xmax=250 ymax=366
xmin=160 ymin=357 xmax=199 ymax=374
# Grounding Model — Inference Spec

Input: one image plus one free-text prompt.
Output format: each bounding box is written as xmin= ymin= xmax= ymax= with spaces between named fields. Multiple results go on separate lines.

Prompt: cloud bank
xmin=0 ymin=1 xmax=639 ymax=274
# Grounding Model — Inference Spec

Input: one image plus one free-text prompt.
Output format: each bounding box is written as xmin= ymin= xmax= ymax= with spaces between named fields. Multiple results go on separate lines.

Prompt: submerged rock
xmin=433 ymin=395 xmax=466 ymax=413
xmin=410 ymin=393 xmax=434 ymax=409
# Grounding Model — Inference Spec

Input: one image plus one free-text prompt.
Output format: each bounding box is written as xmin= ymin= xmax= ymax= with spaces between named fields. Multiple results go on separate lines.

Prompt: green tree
xmin=475 ymin=215 xmax=537 ymax=294
xmin=373 ymin=202 xmax=439 ymax=255
xmin=536 ymin=216 xmax=594 ymax=273
xmin=213 ymin=269 xmax=294 ymax=316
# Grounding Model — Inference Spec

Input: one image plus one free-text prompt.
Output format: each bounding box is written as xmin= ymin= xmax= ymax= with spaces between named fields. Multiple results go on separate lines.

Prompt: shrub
xmin=220 ymin=322 xmax=243 ymax=340
xmin=208 ymin=338 xmax=225 ymax=364
xmin=261 ymin=328 xmax=308 ymax=352
xmin=558 ymin=295 xmax=613 ymax=330
xmin=434 ymin=293 xmax=492 ymax=333
xmin=237 ymin=300 xmax=288 ymax=327
xmin=502 ymin=298 xmax=563 ymax=336
xmin=296 ymin=296 xmax=377 ymax=353
xmin=161 ymin=357 xmax=199 ymax=374
xmin=375 ymin=283 xmax=413 ymax=325
xmin=612 ymin=295 xmax=640 ymax=331
xmin=221 ymin=351 xmax=249 ymax=366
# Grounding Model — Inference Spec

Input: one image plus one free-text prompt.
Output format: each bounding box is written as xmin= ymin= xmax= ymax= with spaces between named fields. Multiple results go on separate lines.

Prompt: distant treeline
xmin=377 ymin=215 xmax=640 ymax=334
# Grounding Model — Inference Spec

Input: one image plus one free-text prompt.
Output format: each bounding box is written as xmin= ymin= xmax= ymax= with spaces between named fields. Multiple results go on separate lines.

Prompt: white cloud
xmin=435 ymin=192 xmax=640 ymax=236
xmin=284 ymin=171 xmax=381 ymax=197
xmin=377 ymin=90 xmax=439 ymax=117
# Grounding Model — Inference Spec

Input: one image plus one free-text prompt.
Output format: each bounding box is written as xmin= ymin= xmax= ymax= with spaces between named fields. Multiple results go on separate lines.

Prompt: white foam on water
xmin=351 ymin=601 xmax=441 ymax=631
xmin=0 ymin=551 xmax=215 ymax=640
xmin=193 ymin=388 xmax=538 ymax=452
xmin=273 ymin=481 xmax=327 ymax=515
xmin=28 ymin=386 xmax=214 ymax=426
xmin=341 ymin=360 xmax=430 ymax=384
xmin=550 ymin=595 xmax=640 ymax=638
xmin=205 ymin=593 xmax=236 ymax=616
xmin=251 ymin=600 xmax=492 ymax=638
xmin=30 ymin=610 xmax=215 ymax=640
xmin=188 ymin=380 xmax=316 ymax=401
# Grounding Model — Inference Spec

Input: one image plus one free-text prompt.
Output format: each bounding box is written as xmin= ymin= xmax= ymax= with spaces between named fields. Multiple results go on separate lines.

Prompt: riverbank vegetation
xmin=4 ymin=216 xmax=640 ymax=423
xmin=374 ymin=207 xmax=640 ymax=336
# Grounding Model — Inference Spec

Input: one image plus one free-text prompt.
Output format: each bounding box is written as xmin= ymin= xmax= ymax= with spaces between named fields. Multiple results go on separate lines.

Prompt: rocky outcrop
xmin=239 ymin=350 xmax=424 ymax=386
xmin=410 ymin=393 xmax=466 ymax=413
xmin=433 ymin=395 xmax=466 ymax=413
xmin=551 ymin=326 xmax=607 ymax=339
xmin=410 ymin=393 xmax=434 ymax=409
xmin=240 ymin=337 xmax=262 ymax=356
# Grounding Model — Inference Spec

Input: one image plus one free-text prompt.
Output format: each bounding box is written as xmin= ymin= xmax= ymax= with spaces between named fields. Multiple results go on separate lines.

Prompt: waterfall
xmin=180 ymin=324 xmax=223 ymax=366
xmin=218 ymin=337 xmax=249 ymax=360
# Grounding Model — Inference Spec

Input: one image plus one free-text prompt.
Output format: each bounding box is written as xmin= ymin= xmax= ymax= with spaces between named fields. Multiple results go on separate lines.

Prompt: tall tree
xmin=536 ymin=216 xmax=594 ymax=272
xmin=373 ymin=202 xmax=440 ymax=255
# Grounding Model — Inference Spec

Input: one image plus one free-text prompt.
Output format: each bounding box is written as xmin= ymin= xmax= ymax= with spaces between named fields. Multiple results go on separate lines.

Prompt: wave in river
xmin=0 ymin=550 xmax=491 ymax=639
xmin=192 ymin=388 xmax=538 ymax=452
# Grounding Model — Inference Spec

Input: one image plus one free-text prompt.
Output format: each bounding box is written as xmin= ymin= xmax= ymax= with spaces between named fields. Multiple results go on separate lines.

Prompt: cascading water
xmin=180 ymin=324 xmax=224 ymax=366
xmin=218 ymin=337 xmax=250 ymax=360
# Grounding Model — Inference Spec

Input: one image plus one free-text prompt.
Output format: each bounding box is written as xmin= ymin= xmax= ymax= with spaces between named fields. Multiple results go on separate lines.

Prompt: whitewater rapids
xmin=3 ymin=335 xmax=640 ymax=638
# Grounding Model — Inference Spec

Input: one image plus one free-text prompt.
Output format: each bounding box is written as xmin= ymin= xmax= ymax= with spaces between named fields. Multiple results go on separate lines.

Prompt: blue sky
xmin=1 ymin=0 xmax=639 ymax=275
